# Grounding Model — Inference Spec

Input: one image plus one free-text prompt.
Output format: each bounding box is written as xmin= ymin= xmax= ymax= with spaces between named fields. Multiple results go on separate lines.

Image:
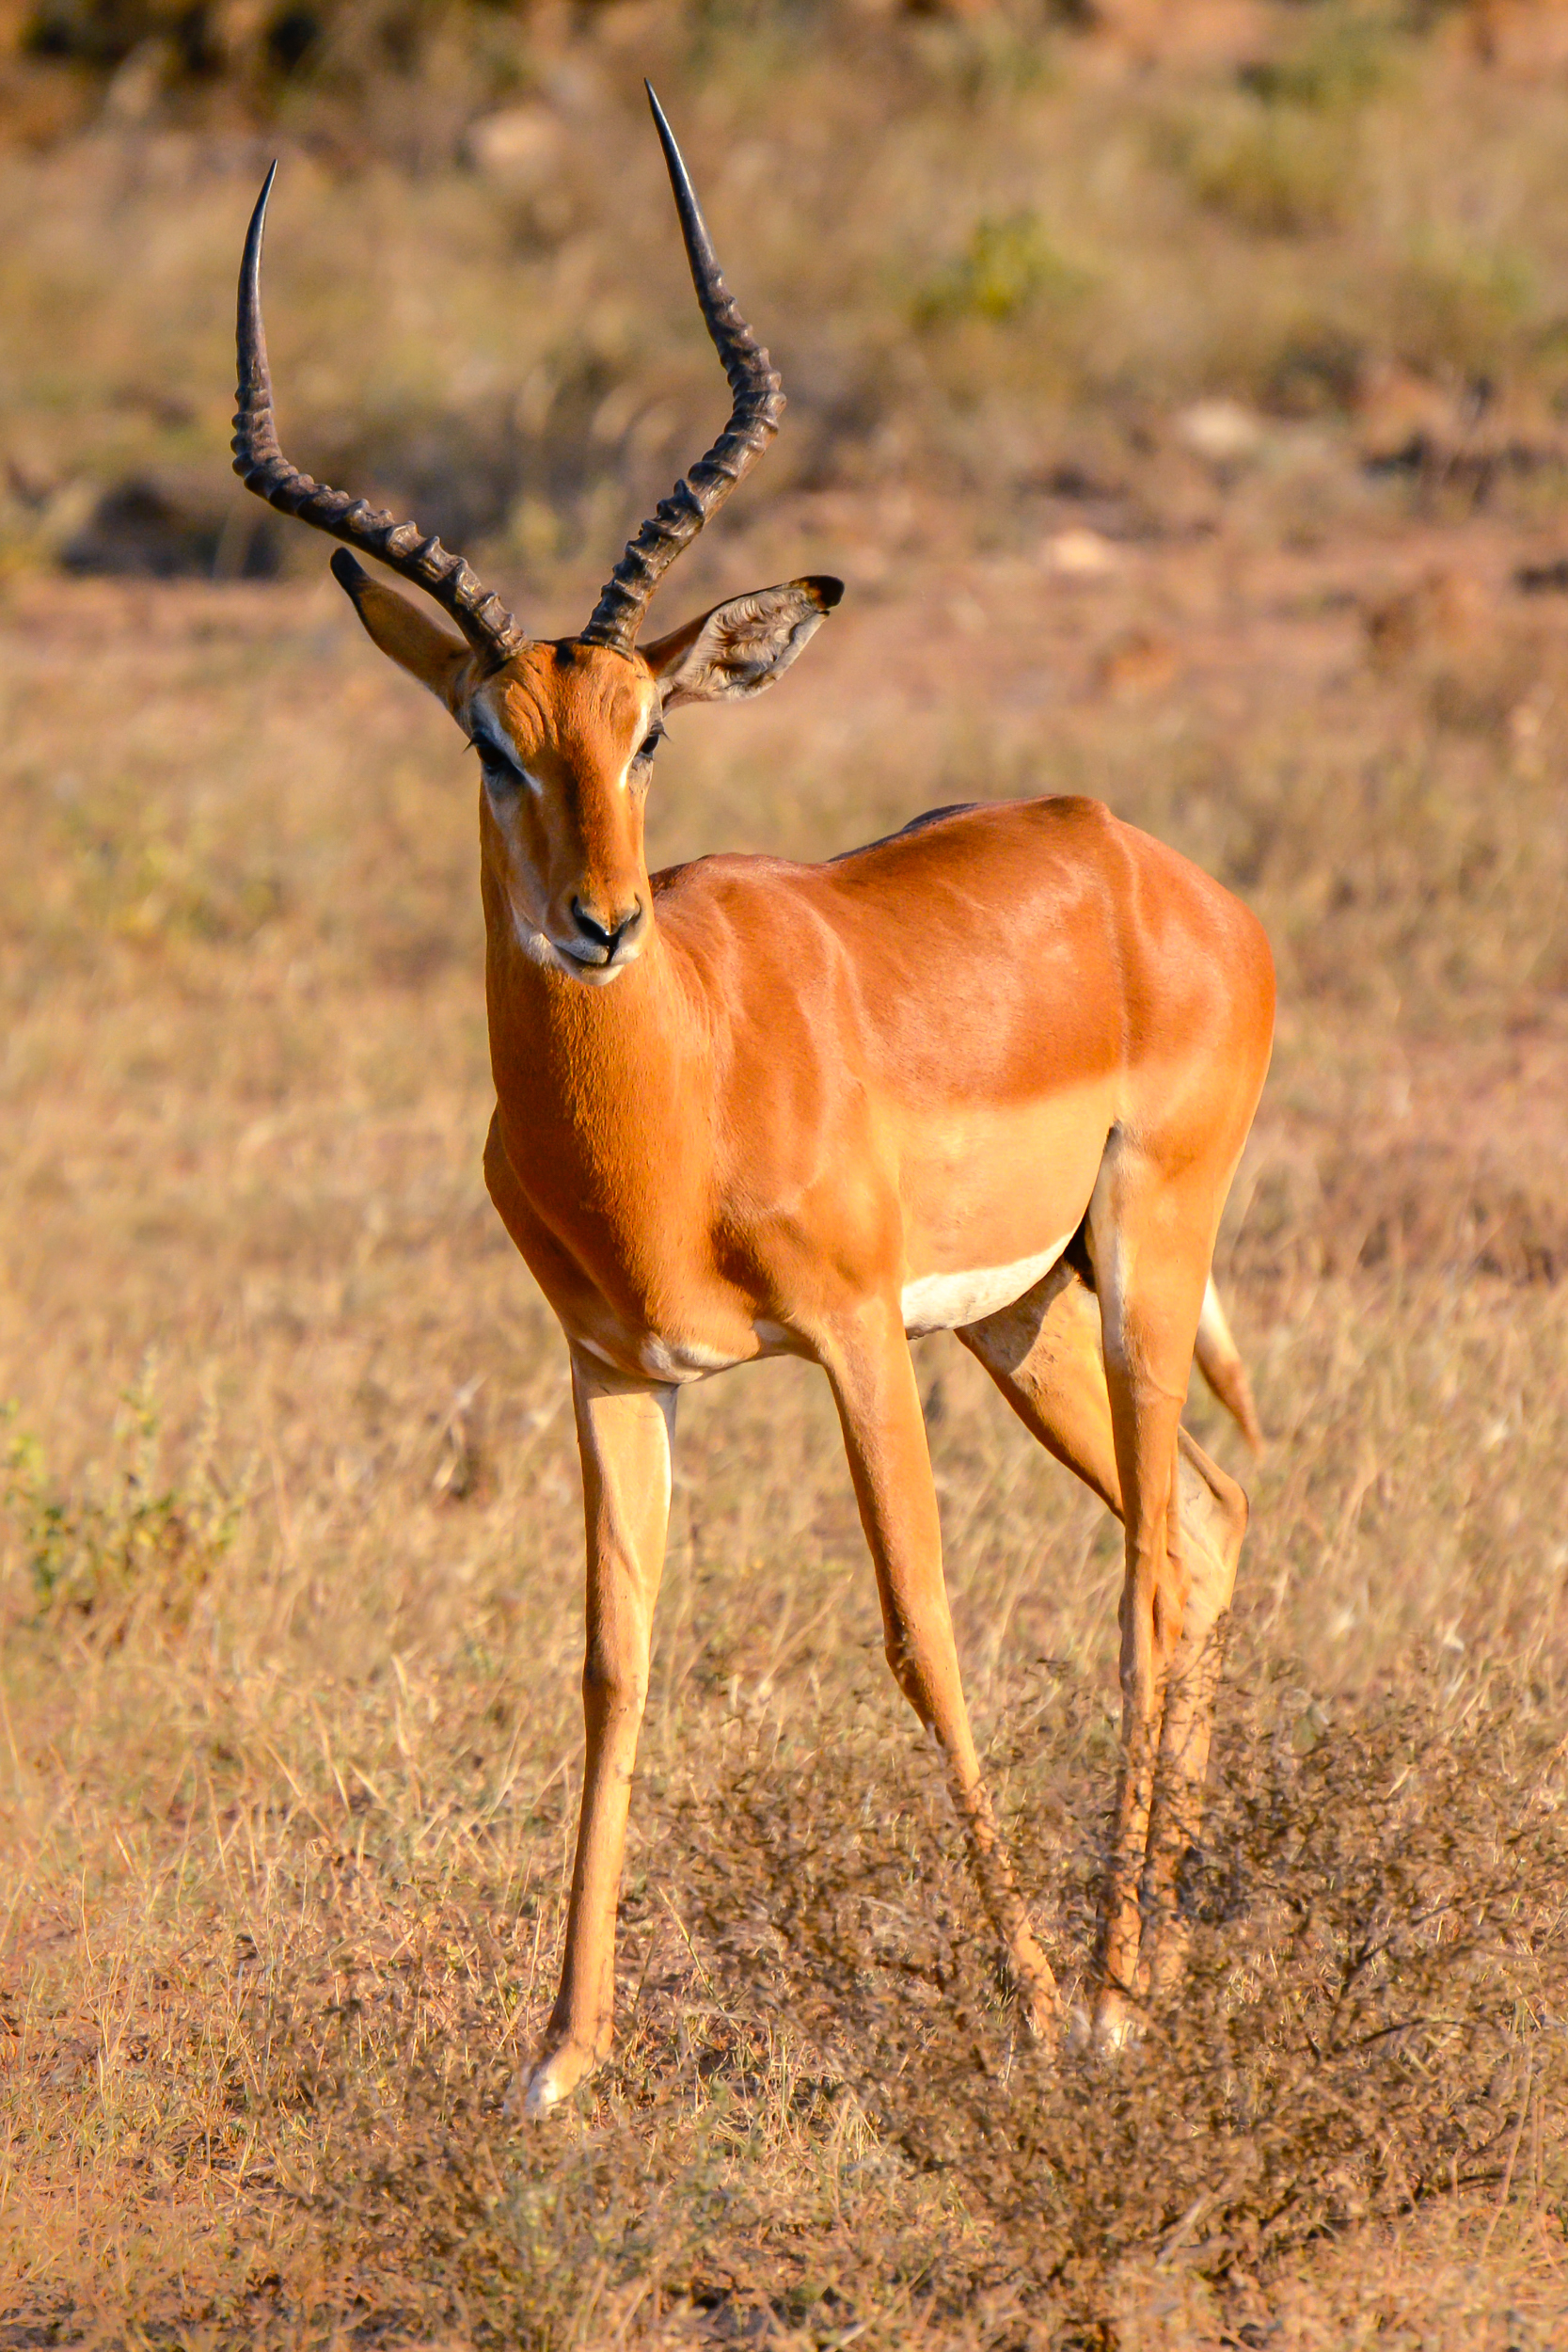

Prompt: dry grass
xmin=2 ymin=8 xmax=1568 ymax=2345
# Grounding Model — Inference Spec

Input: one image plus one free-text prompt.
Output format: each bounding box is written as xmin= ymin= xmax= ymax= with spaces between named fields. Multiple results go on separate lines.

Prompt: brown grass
xmin=2 ymin=8 xmax=1568 ymax=2345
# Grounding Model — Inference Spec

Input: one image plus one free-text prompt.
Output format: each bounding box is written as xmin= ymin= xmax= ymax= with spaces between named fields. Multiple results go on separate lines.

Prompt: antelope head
xmin=232 ymin=90 xmax=842 ymax=984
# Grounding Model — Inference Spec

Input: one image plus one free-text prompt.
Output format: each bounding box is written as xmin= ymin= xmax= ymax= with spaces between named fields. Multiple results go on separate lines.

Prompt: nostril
xmin=570 ymin=898 xmax=642 ymax=955
xmin=570 ymin=898 xmax=614 ymax=948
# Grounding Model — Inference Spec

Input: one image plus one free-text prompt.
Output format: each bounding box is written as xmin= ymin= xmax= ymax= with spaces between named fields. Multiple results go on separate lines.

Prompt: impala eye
xmin=471 ymin=735 xmax=519 ymax=789
xmin=636 ymin=724 xmax=665 ymax=764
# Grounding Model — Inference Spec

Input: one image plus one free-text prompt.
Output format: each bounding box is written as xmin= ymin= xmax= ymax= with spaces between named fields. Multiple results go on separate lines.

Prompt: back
xmin=651 ymin=794 xmax=1267 ymax=1116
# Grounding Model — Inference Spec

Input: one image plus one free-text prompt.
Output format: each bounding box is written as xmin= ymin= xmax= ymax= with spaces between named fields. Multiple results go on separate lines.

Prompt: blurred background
xmin=8 ymin=0 xmax=1568 ymax=612
xmin=1 ymin=4 xmax=1567 ymax=2341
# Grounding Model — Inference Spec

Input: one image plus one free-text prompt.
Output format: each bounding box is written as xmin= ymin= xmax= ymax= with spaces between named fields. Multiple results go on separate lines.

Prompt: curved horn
xmin=579 ymin=86 xmax=785 ymax=656
xmin=232 ymin=164 xmax=525 ymax=666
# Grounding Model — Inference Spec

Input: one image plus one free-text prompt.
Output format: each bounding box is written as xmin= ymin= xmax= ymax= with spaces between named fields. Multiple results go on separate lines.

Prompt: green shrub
xmin=1181 ymin=106 xmax=1357 ymax=236
xmin=912 ymin=209 xmax=1090 ymax=328
xmin=2 ymin=1371 xmax=246 ymax=1631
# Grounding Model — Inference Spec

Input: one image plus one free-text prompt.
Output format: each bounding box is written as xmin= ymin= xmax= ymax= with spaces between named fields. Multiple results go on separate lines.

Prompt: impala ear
xmin=642 ymin=576 xmax=843 ymax=709
xmin=330 ymin=550 xmax=472 ymax=712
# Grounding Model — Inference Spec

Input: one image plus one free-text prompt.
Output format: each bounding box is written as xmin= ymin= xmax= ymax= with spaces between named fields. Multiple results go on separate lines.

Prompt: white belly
xmin=900 ymin=1232 xmax=1076 ymax=1337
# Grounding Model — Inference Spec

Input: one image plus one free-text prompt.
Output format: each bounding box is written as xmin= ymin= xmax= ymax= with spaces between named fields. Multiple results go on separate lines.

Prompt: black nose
xmin=570 ymin=898 xmax=641 ymax=959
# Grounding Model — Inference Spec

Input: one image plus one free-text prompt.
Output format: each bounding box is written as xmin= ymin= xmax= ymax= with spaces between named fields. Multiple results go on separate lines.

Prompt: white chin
xmin=515 ymin=919 xmax=633 ymax=985
xmin=562 ymin=957 xmax=630 ymax=988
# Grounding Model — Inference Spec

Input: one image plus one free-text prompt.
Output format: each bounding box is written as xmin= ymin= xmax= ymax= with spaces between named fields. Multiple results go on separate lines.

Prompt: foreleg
xmin=825 ymin=1300 xmax=1059 ymax=2039
xmin=518 ymin=1351 xmax=674 ymax=2116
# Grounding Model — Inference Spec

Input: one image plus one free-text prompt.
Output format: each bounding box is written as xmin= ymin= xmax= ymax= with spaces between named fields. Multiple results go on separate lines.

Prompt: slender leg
xmin=1087 ymin=1150 xmax=1220 ymax=2047
xmin=958 ymin=1255 xmax=1124 ymax=1517
xmin=824 ymin=1300 xmax=1060 ymax=2040
xmin=518 ymin=1350 xmax=675 ymax=2117
xmin=1195 ymin=1277 xmax=1264 ymax=1456
xmin=959 ymin=1257 xmax=1246 ymax=2013
xmin=1137 ymin=1438 xmax=1244 ymax=2003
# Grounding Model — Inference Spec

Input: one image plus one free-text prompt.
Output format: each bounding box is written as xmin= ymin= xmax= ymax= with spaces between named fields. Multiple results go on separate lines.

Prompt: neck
xmin=483 ymin=874 xmax=703 ymax=1200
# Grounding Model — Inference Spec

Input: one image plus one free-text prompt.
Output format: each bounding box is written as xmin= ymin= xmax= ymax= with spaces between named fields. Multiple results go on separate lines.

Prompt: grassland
xmin=1 ymin=6 xmax=1567 ymax=2344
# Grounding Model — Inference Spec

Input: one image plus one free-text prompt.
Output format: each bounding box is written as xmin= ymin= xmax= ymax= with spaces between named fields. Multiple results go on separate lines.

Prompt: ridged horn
xmin=578 ymin=86 xmax=786 ymax=657
xmin=232 ymin=163 xmax=526 ymax=666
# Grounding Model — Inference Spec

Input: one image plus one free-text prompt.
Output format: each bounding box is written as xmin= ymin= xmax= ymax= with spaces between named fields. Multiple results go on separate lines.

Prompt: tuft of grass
xmin=911 ymin=207 xmax=1092 ymax=327
xmin=673 ymin=1664 xmax=1568 ymax=2319
xmin=1170 ymin=98 xmax=1360 ymax=237
xmin=1386 ymin=237 xmax=1538 ymax=380
xmin=1239 ymin=5 xmax=1408 ymax=113
xmin=3 ymin=1368 xmax=246 ymax=1632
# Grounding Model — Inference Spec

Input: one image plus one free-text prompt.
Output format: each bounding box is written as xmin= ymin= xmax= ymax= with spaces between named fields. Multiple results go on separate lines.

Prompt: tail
xmin=1194 ymin=1278 xmax=1263 ymax=1456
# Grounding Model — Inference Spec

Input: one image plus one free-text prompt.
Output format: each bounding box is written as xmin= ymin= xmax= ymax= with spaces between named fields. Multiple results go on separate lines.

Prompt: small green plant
xmin=2 ymin=1368 xmax=246 ymax=1630
xmin=1239 ymin=8 xmax=1405 ymax=112
xmin=1388 ymin=237 xmax=1536 ymax=378
xmin=1181 ymin=106 xmax=1356 ymax=236
xmin=912 ymin=210 xmax=1090 ymax=329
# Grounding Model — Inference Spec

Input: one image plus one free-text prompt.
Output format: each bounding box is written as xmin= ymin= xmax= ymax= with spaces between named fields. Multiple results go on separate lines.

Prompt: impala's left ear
xmin=642 ymin=576 xmax=843 ymax=709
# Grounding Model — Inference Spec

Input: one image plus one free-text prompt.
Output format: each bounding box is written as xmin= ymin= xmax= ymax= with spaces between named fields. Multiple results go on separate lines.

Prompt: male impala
xmin=232 ymin=93 xmax=1274 ymax=2113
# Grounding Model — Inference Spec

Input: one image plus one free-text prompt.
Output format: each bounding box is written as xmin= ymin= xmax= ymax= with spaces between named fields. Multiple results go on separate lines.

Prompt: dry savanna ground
xmin=2 ymin=8 xmax=1568 ymax=2346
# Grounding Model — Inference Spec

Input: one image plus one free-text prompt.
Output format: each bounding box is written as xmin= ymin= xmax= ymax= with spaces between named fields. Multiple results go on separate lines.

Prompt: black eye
xmin=472 ymin=737 xmax=518 ymax=790
xmin=636 ymin=724 xmax=664 ymax=764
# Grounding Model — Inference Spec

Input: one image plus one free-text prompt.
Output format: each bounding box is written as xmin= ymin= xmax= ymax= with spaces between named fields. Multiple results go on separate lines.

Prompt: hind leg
xmin=958 ymin=1248 xmax=1246 ymax=2025
xmin=825 ymin=1297 xmax=1061 ymax=2042
xmin=1091 ymin=1147 xmax=1234 ymax=2042
xmin=1136 ymin=1434 xmax=1244 ymax=2002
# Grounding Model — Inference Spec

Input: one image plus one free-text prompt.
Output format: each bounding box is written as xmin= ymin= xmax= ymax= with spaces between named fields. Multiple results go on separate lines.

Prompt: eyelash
xmin=473 ymin=741 xmax=519 ymax=788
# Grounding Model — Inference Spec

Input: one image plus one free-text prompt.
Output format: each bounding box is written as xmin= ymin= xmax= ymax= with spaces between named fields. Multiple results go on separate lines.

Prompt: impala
xmin=232 ymin=93 xmax=1275 ymax=2114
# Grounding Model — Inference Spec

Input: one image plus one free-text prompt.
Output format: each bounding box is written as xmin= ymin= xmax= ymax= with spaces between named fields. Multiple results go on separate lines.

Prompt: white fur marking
xmin=1197 ymin=1276 xmax=1232 ymax=1357
xmin=900 ymin=1234 xmax=1077 ymax=1337
xmin=509 ymin=906 xmax=630 ymax=985
xmin=637 ymin=1334 xmax=741 ymax=1382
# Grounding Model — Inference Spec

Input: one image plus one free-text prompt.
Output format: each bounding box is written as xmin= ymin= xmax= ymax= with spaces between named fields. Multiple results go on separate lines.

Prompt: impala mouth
xmin=555 ymin=936 xmax=639 ymax=983
xmin=514 ymin=909 xmax=641 ymax=984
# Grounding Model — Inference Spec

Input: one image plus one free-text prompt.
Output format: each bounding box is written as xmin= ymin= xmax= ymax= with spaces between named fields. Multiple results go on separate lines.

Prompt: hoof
xmin=505 ymin=2036 xmax=602 ymax=2122
xmin=1089 ymin=1994 xmax=1143 ymax=2059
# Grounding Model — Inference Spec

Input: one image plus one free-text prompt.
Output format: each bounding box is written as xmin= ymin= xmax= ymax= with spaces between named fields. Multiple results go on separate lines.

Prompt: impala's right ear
xmin=330 ymin=549 xmax=471 ymax=713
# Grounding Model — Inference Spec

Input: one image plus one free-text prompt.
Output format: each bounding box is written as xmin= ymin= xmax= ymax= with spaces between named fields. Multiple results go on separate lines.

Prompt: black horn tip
xmin=245 ymin=159 xmax=279 ymax=251
xmin=643 ymin=84 xmax=704 ymax=239
xmin=329 ymin=548 xmax=369 ymax=597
